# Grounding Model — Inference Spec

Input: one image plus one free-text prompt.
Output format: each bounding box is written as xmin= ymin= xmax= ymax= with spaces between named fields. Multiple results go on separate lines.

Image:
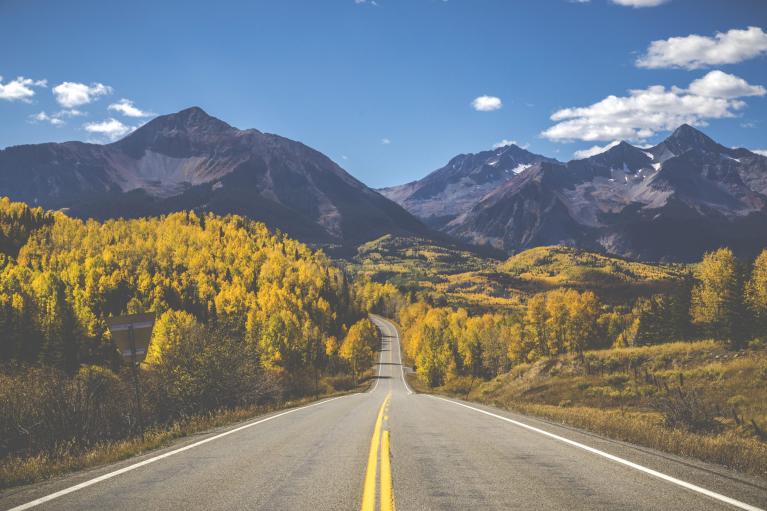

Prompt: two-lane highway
xmin=1 ymin=316 xmax=766 ymax=510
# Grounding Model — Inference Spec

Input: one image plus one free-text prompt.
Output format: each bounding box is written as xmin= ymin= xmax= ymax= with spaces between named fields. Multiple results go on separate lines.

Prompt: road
xmin=2 ymin=315 xmax=766 ymax=510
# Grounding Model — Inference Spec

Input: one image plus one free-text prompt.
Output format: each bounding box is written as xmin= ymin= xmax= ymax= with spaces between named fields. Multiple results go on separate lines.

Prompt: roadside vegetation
xmin=356 ymin=236 xmax=767 ymax=479
xmin=0 ymin=198 xmax=380 ymax=489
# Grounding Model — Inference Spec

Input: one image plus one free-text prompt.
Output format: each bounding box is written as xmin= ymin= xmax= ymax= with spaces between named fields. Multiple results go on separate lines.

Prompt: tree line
xmin=400 ymin=247 xmax=767 ymax=388
xmin=0 ymin=198 xmax=380 ymax=461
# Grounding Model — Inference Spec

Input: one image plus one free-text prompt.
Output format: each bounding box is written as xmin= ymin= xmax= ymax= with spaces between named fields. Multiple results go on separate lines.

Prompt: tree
xmin=340 ymin=319 xmax=377 ymax=383
xmin=746 ymin=249 xmax=767 ymax=336
xmin=145 ymin=310 xmax=200 ymax=365
xmin=691 ymin=248 xmax=747 ymax=348
xmin=525 ymin=294 xmax=549 ymax=359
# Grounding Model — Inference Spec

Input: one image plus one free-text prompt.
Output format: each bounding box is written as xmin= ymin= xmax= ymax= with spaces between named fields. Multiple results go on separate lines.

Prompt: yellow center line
xmin=381 ymin=429 xmax=395 ymax=511
xmin=361 ymin=392 xmax=390 ymax=511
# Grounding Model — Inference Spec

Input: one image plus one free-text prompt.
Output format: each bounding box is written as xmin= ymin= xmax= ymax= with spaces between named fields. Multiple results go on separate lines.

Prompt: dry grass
xmin=0 ymin=385 xmax=367 ymax=491
xmin=420 ymin=340 xmax=767 ymax=480
xmin=492 ymin=402 xmax=767 ymax=479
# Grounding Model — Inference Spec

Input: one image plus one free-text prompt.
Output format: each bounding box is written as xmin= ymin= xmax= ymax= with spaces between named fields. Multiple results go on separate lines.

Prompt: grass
xmin=417 ymin=340 xmax=767 ymax=480
xmin=0 ymin=377 xmax=373 ymax=491
xmin=345 ymin=238 xmax=686 ymax=311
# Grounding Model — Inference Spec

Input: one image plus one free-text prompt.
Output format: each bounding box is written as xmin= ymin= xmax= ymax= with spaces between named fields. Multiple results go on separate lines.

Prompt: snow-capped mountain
xmin=378 ymin=144 xmax=556 ymax=229
xmin=392 ymin=125 xmax=767 ymax=262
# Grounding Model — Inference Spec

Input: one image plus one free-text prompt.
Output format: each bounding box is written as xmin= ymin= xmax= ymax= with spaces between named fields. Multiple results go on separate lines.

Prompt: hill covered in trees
xmin=0 ymin=197 xmax=382 ymax=483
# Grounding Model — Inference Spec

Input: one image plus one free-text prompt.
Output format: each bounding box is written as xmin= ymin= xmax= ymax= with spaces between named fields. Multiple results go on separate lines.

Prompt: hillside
xmin=458 ymin=340 xmax=767 ymax=479
xmin=0 ymin=107 xmax=431 ymax=249
xmin=348 ymin=238 xmax=683 ymax=311
xmin=384 ymin=125 xmax=767 ymax=262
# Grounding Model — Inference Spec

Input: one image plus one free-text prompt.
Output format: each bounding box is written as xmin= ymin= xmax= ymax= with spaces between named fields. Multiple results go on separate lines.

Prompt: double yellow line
xmin=361 ymin=392 xmax=395 ymax=511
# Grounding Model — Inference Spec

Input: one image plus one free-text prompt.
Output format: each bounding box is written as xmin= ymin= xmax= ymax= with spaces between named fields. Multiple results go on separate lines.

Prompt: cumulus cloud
xmin=688 ymin=70 xmax=766 ymax=99
xmin=381 ymin=137 xmax=391 ymax=144
xmin=573 ymin=140 xmax=620 ymax=159
xmin=753 ymin=149 xmax=767 ymax=157
xmin=108 ymin=98 xmax=154 ymax=118
xmin=472 ymin=95 xmax=503 ymax=112
xmin=611 ymin=0 xmax=669 ymax=6
xmin=53 ymin=81 xmax=112 ymax=108
xmin=637 ymin=26 xmax=767 ymax=70
xmin=541 ymin=71 xmax=765 ymax=142
xmin=83 ymin=118 xmax=134 ymax=141
xmin=0 ymin=76 xmax=47 ymax=102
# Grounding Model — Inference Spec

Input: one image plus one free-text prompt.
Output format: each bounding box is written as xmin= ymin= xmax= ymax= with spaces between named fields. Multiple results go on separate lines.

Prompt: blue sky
xmin=1 ymin=0 xmax=766 ymax=188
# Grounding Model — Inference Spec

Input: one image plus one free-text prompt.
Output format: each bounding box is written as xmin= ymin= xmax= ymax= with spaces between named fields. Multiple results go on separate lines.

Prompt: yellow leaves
xmin=340 ymin=319 xmax=376 ymax=381
xmin=0 ymin=204 xmax=356 ymax=372
xmin=145 ymin=310 xmax=200 ymax=365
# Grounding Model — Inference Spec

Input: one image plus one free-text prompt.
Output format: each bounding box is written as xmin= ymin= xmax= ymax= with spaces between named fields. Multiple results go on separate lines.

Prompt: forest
xmin=396 ymin=246 xmax=767 ymax=389
xmin=2 ymin=194 xmax=767 ymax=485
xmin=0 ymin=197 xmax=379 ymax=472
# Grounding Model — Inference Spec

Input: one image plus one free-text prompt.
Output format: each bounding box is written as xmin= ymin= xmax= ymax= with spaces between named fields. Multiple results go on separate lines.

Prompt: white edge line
xmin=429 ymin=396 xmax=763 ymax=511
xmin=8 ymin=394 xmax=356 ymax=511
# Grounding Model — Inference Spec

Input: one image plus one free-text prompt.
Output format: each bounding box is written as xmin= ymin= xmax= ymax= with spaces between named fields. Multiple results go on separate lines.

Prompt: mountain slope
xmin=454 ymin=126 xmax=767 ymax=261
xmin=390 ymin=125 xmax=767 ymax=262
xmin=0 ymin=107 xmax=430 ymax=247
xmin=378 ymin=144 xmax=556 ymax=229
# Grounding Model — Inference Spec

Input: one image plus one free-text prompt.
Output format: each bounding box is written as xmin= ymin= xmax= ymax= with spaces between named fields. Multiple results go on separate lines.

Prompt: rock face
xmin=0 ymin=107 xmax=430 ymax=246
xmin=379 ymin=144 xmax=556 ymax=229
xmin=389 ymin=125 xmax=767 ymax=262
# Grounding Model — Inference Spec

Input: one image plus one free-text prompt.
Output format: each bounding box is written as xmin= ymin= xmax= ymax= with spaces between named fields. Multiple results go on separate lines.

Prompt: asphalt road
xmin=2 ymin=315 xmax=766 ymax=510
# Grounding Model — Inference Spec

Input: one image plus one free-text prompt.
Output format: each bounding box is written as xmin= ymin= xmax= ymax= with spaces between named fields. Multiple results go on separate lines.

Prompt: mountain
xmin=0 ymin=107 xmax=430 ymax=248
xmin=391 ymin=125 xmax=767 ymax=262
xmin=378 ymin=144 xmax=556 ymax=229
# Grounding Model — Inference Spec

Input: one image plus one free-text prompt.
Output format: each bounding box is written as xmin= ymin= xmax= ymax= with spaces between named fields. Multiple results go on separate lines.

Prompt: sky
xmin=1 ymin=0 xmax=766 ymax=188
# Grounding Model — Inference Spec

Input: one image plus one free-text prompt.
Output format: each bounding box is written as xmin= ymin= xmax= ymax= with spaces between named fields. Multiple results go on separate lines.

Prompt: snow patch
xmin=512 ymin=163 xmax=532 ymax=174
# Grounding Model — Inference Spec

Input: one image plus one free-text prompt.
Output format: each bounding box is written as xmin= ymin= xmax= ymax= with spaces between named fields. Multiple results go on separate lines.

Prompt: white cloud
xmin=573 ymin=140 xmax=620 ymax=159
xmin=83 ymin=118 xmax=134 ymax=141
xmin=753 ymin=149 xmax=767 ymax=157
xmin=637 ymin=26 xmax=767 ymax=70
xmin=381 ymin=137 xmax=391 ymax=145
xmin=472 ymin=95 xmax=503 ymax=112
xmin=493 ymin=139 xmax=530 ymax=150
xmin=612 ymin=0 xmax=669 ymax=6
xmin=493 ymin=139 xmax=518 ymax=149
xmin=354 ymin=0 xmax=378 ymax=5
xmin=30 ymin=111 xmax=64 ymax=127
xmin=108 ymin=98 xmax=154 ymax=118
xmin=688 ymin=70 xmax=766 ymax=99
xmin=53 ymin=81 xmax=112 ymax=108
xmin=541 ymin=71 xmax=765 ymax=142
xmin=0 ymin=76 xmax=47 ymax=102
xmin=28 ymin=109 xmax=85 ymax=127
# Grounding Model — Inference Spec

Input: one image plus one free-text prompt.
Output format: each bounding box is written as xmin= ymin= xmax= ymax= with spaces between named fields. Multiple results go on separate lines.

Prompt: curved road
xmin=1 ymin=316 xmax=766 ymax=510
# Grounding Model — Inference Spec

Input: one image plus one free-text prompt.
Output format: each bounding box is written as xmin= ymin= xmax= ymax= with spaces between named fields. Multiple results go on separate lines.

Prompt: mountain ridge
xmin=0 ymin=107 xmax=432 ymax=249
xmin=383 ymin=124 xmax=767 ymax=262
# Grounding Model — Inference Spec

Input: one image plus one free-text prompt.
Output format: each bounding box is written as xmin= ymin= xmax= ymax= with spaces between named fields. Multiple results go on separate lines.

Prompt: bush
xmin=651 ymin=383 xmax=722 ymax=434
